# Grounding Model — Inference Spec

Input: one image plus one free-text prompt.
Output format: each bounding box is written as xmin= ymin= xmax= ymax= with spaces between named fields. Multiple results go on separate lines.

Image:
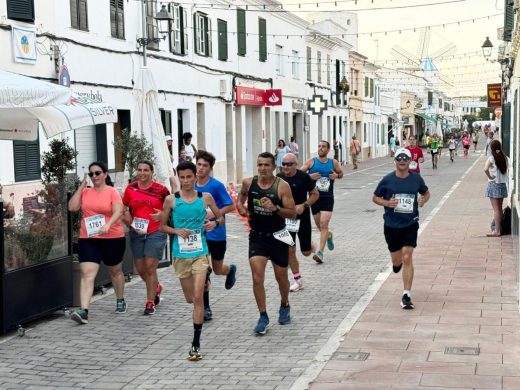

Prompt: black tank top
xmin=247 ymin=176 xmax=285 ymax=233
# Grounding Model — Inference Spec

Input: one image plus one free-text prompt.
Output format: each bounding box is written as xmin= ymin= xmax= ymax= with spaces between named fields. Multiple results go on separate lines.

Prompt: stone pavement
xmin=309 ymin=154 xmax=520 ymax=389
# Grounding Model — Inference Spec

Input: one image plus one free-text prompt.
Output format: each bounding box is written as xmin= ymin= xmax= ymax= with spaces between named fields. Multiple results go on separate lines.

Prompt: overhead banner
xmin=235 ymin=86 xmax=283 ymax=106
xmin=487 ymin=83 xmax=502 ymax=108
xmin=12 ymin=25 xmax=37 ymax=65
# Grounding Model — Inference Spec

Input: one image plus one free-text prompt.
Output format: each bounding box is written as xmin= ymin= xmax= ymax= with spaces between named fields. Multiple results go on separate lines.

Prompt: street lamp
xmin=338 ymin=76 xmax=350 ymax=93
xmin=481 ymin=36 xmax=493 ymax=59
xmin=136 ymin=2 xmax=172 ymax=66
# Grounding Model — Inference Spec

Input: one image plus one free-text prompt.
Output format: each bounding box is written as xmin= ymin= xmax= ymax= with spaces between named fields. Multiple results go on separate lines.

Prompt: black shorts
xmin=311 ymin=196 xmax=334 ymax=214
xmin=78 ymin=237 xmax=126 ymax=266
xmin=248 ymin=231 xmax=289 ymax=267
xmin=384 ymin=223 xmax=419 ymax=253
xmin=207 ymin=240 xmax=226 ymax=261
xmin=289 ymin=214 xmax=312 ymax=252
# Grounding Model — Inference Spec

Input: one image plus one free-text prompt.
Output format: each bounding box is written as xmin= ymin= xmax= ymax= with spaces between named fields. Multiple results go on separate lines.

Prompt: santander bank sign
xmin=235 ymin=86 xmax=282 ymax=106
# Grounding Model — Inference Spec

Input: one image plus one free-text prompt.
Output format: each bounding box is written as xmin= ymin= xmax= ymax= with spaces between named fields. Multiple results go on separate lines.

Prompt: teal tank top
xmin=171 ymin=191 xmax=208 ymax=258
xmin=308 ymin=157 xmax=335 ymax=197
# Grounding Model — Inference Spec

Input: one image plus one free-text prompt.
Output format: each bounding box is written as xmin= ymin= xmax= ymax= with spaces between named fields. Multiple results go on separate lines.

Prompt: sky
xmin=279 ymin=0 xmax=504 ymax=98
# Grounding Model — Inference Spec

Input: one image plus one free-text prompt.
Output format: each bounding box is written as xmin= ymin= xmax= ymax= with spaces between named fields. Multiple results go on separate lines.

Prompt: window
xmin=160 ymin=109 xmax=172 ymax=136
xmin=169 ymin=4 xmax=187 ymax=55
xmin=427 ymin=91 xmax=433 ymax=106
xmin=194 ymin=12 xmax=212 ymax=57
xmin=326 ymin=54 xmax=331 ymax=85
xmin=13 ymin=139 xmax=40 ymax=182
xmin=438 ymin=98 xmax=442 ymax=108
xmin=351 ymin=69 xmax=359 ymax=96
xmin=110 ymin=0 xmax=124 ymax=39
xmin=292 ymin=50 xmax=299 ymax=79
xmin=306 ymin=47 xmax=312 ymax=81
xmin=237 ymin=8 xmax=246 ymax=56
xmin=363 ymin=123 xmax=367 ymax=142
xmin=217 ymin=19 xmax=227 ymax=61
xmin=70 ymin=0 xmax=88 ymax=31
xmin=258 ymin=18 xmax=266 ymax=62
xmin=275 ymin=45 xmax=283 ymax=76
xmin=364 ymin=76 xmax=369 ymax=97
xmin=317 ymin=51 xmax=321 ymax=83
xmin=146 ymin=0 xmax=159 ymax=50
xmin=7 ymin=0 xmax=34 ymax=22
xmin=370 ymin=79 xmax=374 ymax=98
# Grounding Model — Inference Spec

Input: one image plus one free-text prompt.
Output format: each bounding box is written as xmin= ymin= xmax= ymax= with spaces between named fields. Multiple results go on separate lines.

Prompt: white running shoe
xmin=289 ymin=279 xmax=304 ymax=292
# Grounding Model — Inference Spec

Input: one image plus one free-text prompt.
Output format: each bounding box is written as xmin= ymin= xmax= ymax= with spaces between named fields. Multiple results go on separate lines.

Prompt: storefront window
xmin=3 ymin=185 xmax=69 ymax=272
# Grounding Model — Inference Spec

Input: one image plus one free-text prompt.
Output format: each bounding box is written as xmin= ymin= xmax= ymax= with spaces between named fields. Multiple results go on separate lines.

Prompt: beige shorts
xmin=173 ymin=255 xmax=209 ymax=279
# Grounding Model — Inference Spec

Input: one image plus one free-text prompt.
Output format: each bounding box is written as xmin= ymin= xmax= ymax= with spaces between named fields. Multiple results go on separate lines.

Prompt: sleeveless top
xmin=171 ymin=191 xmax=208 ymax=258
xmin=247 ymin=176 xmax=285 ymax=233
xmin=308 ymin=157 xmax=334 ymax=197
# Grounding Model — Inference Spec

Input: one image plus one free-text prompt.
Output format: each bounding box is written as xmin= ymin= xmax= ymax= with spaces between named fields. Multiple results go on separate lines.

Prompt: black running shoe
xmin=400 ymin=294 xmax=414 ymax=310
xmin=393 ymin=263 xmax=403 ymax=273
xmin=225 ymin=264 xmax=237 ymax=290
xmin=204 ymin=306 xmax=213 ymax=321
xmin=187 ymin=345 xmax=202 ymax=361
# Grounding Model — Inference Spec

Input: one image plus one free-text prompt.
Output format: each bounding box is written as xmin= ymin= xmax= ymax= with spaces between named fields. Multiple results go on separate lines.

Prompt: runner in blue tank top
xmin=160 ymin=161 xmax=223 ymax=361
xmin=301 ymin=140 xmax=343 ymax=263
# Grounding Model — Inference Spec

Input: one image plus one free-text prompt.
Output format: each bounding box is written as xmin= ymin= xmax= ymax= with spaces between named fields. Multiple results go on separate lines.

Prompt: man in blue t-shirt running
xmin=372 ymin=148 xmax=430 ymax=310
xmin=195 ymin=150 xmax=237 ymax=322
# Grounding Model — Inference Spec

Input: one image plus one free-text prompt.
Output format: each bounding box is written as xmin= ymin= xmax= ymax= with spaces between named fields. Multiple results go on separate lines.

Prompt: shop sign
xmin=235 ymin=86 xmax=283 ymax=106
xmin=307 ymin=95 xmax=327 ymax=115
xmin=487 ymin=83 xmax=502 ymax=108
xmin=292 ymin=100 xmax=305 ymax=111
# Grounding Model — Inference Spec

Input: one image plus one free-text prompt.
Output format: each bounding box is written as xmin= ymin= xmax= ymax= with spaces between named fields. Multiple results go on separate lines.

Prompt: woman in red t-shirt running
xmin=122 ymin=161 xmax=170 ymax=315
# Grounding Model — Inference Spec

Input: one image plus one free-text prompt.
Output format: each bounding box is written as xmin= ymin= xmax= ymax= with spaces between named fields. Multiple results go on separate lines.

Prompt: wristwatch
xmin=215 ymin=220 xmax=220 ymax=227
xmin=303 ymin=202 xmax=309 ymax=209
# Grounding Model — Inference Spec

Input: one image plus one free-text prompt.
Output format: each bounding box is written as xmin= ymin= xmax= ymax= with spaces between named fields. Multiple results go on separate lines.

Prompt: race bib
xmin=131 ymin=217 xmax=149 ymax=235
xmin=285 ymin=218 xmax=300 ymax=233
xmin=178 ymin=229 xmax=203 ymax=254
xmin=85 ymin=214 xmax=106 ymax=237
xmin=394 ymin=194 xmax=415 ymax=214
xmin=316 ymin=177 xmax=330 ymax=192
xmin=273 ymin=228 xmax=295 ymax=246
xmin=409 ymin=161 xmax=418 ymax=170
xmin=431 ymin=148 xmax=438 ymax=153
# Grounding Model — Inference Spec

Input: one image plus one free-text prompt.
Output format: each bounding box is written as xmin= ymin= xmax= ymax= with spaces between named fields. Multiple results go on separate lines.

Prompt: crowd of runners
xmin=68 ymin=130 xmax=501 ymax=360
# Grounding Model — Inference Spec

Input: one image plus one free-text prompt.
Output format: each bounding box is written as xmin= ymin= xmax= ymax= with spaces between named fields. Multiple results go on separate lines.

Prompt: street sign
xmin=308 ymin=94 xmax=327 ymax=115
xmin=487 ymin=83 xmax=502 ymax=108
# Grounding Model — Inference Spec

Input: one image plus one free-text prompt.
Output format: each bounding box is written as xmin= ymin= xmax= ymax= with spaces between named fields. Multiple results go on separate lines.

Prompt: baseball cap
xmin=165 ymin=135 xmax=172 ymax=141
xmin=395 ymin=148 xmax=411 ymax=159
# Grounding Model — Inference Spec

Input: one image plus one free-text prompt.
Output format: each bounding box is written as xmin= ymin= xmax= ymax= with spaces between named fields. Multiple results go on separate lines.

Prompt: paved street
xmin=0 ymin=148 xmax=490 ymax=389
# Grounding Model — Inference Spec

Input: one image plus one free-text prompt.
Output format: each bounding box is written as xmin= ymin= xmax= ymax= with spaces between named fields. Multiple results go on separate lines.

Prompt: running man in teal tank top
xmin=160 ymin=161 xmax=223 ymax=361
xmin=301 ymin=140 xmax=343 ymax=263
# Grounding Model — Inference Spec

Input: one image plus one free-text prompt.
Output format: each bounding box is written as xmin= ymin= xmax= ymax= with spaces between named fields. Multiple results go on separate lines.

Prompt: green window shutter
xmin=370 ymin=78 xmax=374 ymax=98
xmin=504 ymin=0 xmax=514 ymax=42
xmin=306 ymin=47 xmax=312 ymax=81
xmin=206 ymin=16 xmax=212 ymax=57
xmin=110 ymin=0 xmax=116 ymax=37
xmin=217 ymin=19 xmax=228 ymax=61
xmin=193 ymin=13 xmax=198 ymax=54
xmin=258 ymin=18 xmax=266 ymax=62
xmin=7 ymin=0 xmax=34 ymax=22
xmin=78 ymin=0 xmax=88 ymax=31
xmin=116 ymin=0 xmax=124 ymax=39
xmin=70 ymin=0 xmax=78 ymax=29
xmin=237 ymin=8 xmax=246 ymax=56
xmin=364 ymin=76 xmax=369 ymax=97
xmin=13 ymin=139 xmax=41 ymax=182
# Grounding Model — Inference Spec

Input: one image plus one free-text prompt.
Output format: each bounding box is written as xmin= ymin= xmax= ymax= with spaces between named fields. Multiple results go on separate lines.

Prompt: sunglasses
xmin=281 ymin=162 xmax=295 ymax=167
xmin=88 ymin=171 xmax=103 ymax=177
xmin=395 ymin=156 xmax=410 ymax=162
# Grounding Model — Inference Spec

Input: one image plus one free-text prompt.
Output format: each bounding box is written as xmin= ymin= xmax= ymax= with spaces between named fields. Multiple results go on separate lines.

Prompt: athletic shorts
xmin=289 ymin=214 xmax=312 ymax=252
xmin=129 ymin=230 xmax=167 ymax=260
xmin=311 ymin=196 xmax=334 ymax=214
xmin=248 ymin=231 xmax=289 ymax=268
xmin=207 ymin=240 xmax=226 ymax=261
xmin=78 ymin=237 xmax=126 ymax=266
xmin=384 ymin=222 xmax=419 ymax=253
xmin=463 ymin=145 xmax=470 ymax=150
xmin=430 ymin=151 xmax=439 ymax=156
xmin=173 ymin=255 xmax=209 ymax=279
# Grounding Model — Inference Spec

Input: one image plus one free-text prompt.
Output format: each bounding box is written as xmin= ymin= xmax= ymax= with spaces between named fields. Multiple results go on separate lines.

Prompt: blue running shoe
xmin=254 ymin=314 xmax=270 ymax=335
xmin=327 ymin=232 xmax=334 ymax=251
xmin=278 ymin=305 xmax=291 ymax=325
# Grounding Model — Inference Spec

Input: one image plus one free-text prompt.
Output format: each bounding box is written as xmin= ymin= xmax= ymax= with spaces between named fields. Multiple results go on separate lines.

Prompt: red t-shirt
xmin=123 ymin=181 xmax=170 ymax=234
xmin=406 ymin=146 xmax=424 ymax=173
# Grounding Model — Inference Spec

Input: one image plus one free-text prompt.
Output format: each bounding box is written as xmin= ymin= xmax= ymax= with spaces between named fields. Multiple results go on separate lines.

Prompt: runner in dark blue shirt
xmin=373 ymin=148 xmax=430 ymax=310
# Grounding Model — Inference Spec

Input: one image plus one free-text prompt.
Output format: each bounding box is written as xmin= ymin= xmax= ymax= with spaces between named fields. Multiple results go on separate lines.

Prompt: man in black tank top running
xmin=237 ymin=152 xmax=296 ymax=335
